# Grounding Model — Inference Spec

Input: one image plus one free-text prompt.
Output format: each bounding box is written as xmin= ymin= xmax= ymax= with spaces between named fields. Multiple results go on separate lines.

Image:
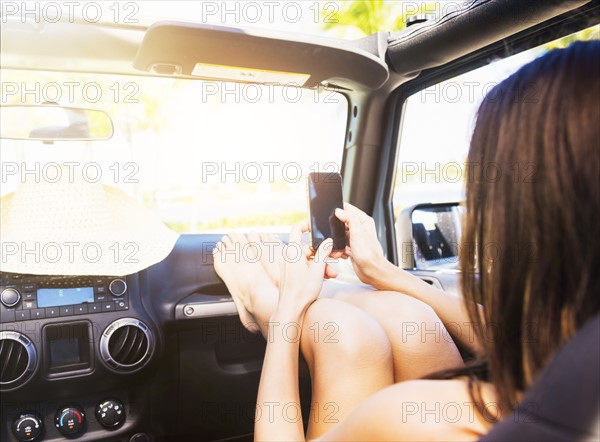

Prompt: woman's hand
xmin=333 ymin=203 xmax=395 ymax=286
xmin=276 ymin=223 xmax=333 ymax=316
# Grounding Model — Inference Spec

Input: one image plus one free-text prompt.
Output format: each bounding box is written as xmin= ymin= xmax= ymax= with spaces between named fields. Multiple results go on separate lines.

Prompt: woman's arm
xmin=335 ymin=204 xmax=484 ymax=355
xmin=254 ymin=226 xmax=333 ymax=441
xmin=254 ymin=307 xmax=307 ymax=441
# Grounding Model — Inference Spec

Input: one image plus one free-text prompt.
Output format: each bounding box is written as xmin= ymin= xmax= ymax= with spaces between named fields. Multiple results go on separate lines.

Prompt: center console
xmin=0 ymin=272 xmax=161 ymax=442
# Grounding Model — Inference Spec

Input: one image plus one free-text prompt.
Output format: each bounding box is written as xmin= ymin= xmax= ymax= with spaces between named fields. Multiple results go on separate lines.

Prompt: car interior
xmin=1 ymin=1 xmax=599 ymax=441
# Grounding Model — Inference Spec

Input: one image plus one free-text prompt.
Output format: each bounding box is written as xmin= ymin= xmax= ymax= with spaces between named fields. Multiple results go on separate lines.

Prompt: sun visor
xmin=132 ymin=21 xmax=389 ymax=90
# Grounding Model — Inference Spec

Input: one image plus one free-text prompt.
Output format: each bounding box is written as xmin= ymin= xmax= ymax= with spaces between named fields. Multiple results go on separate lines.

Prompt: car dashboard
xmin=0 ymin=234 xmax=269 ymax=442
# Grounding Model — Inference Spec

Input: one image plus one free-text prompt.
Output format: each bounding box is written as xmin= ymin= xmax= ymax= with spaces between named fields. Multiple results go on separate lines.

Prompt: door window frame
xmin=374 ymin=12 xmax=599 ymax=267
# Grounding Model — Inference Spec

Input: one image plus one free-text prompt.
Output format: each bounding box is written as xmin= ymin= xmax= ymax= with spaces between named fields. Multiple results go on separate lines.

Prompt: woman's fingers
xmin=324 ymin=264 xmax=337 ymax=279
xmin=289 ymin=221 xmax=309 ymax=245
xmin=288 ymin=224 xmax=303 ymax=245
xmin=337 ymin=204 xmax=366 ymax=229
xmin=334 ymin=207 xmax=348 ymax=223
xmin=303 ymin=244 xmax=313 ymax=259
xmin=289 ymin=221 xmax=316 ymax=261
xmin=312 ymin=238 xmax=333 ymax=271
xmin=343 ymin=202 xmax=371 ymax=224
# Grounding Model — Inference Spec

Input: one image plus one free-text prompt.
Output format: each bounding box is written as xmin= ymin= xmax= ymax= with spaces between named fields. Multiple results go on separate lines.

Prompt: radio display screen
xmin=37 ymin=287 xmax=94 ymax=308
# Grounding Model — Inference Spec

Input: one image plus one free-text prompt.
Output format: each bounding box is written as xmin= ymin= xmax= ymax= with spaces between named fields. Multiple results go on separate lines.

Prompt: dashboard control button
xmin=74 ymin=304 xmax=88 ymax=315
xmin=22 ymin=284 xmax=36 ymax=292
xmin=22 ymin=292 xmax=36 ymax=301
xmin=95 ymin=294 xmax=109 ymax=302
xmin=95 ymin=286 xmax=107 ymax=294
xmin=115 ymin=300 xmax=129 ymax=311
xmin=45 ymin=307 xmax=60 ymax=318
xmin=1 ymin=288 xmax=21 ymax=307
xmin=12 ymin=412 xmax=43 ymax=441
xmin=1 ymin=309 xmax=16 ymax=322
xmin=31 ymin=309 xmax=45 ymax=319
xmin=102 ymin=301 xmax=115 ymax=312
xmin=59 ymin=305 xmax=73 ymax=316
xmin=22 ymin=301 xmax=35 ymax=310
xmin=95 ymin=399 xmax=126 ymax=428
xmin=88 ymin=303 xmax=101 ymax=313
xmin=15 ymin=310 xmax=31 ymax=321
xmin=55 ymin=406 xmax=85 ymax=436
xmin=109 ymin=279 xmax=127 ymax=297
xmin=129 ymin=433 xmax=151 ymax=442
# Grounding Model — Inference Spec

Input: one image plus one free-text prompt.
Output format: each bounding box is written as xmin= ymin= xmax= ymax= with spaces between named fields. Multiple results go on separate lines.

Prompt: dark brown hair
xmin=459 ymin=40 xmax=600 ymax=418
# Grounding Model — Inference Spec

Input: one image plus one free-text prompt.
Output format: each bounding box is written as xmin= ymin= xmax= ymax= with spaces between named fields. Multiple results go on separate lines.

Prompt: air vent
xmin=100 ymin=319 xmax=154 ymax=372
xmin=0 ymin=331 xmax=37 ymax=390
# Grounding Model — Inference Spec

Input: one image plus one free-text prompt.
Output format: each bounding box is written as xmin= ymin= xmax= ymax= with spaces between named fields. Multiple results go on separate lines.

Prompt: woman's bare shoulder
xmin=315 ymin=379 xmax=498 ymax=441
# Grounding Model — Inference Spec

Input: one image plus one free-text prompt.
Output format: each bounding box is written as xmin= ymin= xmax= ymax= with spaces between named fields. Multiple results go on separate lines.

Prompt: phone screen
xmin=308 ymin=172 xmax=346 ymax=251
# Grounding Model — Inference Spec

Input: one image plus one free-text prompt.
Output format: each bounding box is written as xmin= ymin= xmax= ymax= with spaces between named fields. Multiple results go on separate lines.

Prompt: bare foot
xmin=247 ymin=232 xmax=285 ymax=288
xmin=252 ymin=232 xmax=339 ymax=283
xmin=213 ymin=233 xmax=274 ymax=333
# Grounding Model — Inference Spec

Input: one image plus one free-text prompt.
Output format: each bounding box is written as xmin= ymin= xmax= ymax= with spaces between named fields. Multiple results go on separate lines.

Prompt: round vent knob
xmin=100 ymin=319 xmax=154 ymax=372
xmin=0 ymin=331 xmax=37 ymax=390
xmin=108 ymin=279 xmax=127 ymax=297
xmin=1 ymin=288 xmax=21 ymax=307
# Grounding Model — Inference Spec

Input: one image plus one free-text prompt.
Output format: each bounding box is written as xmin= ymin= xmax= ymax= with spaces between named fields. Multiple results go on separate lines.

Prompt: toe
xmin=238 ymin=308 xmax=260 ymax=334
xmin=221 ymin=235 xmax=233 ymax=248
xmin=230 ymin=232 xmax=248 ymax=245
xmin=261 ymin=233 xmax=282 ymax=246
xmin=248 ymin=231 xmax=261 ymax=244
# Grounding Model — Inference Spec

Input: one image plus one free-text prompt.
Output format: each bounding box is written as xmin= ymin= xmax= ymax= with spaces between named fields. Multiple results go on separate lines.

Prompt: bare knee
xmin=301 ymin=298 xmax=392 ymax=369
xmin=364 ymin=293 xmax=463 ymax=374
xmin=360 ymin=293 xmax=441 ymax=341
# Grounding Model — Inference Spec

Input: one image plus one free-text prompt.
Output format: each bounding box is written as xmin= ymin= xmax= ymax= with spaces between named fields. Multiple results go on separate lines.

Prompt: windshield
xmin=2 ymin=1 xmax=446 ymax=39
xmin=0 ymin=70 xmax=347 ymax=232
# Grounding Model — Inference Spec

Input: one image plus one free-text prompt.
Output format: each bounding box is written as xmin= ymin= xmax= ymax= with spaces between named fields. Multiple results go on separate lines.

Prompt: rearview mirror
xmin=0 ymin=105 xmax=114 ymax=142
xmin=396 ymin=202 xmax=464 ymax=271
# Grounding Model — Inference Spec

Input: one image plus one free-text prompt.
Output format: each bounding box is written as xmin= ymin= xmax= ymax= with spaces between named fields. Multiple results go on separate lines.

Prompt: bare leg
xmin=330 ymin=288 xmax=464 ymax=381
xmin=216 ymin=233 xmax=463 ymax=437
xmin=216 ymin=234 xmax=394 ymax=438
xmin=299 ymin=298 xmax=394 ymax=438
xmin=251 ymin=233 xmax=464 ymax=381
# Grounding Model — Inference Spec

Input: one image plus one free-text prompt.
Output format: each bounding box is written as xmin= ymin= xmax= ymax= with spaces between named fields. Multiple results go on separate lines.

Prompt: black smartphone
xmin=307 ymin=172 xmax=346 ymax=252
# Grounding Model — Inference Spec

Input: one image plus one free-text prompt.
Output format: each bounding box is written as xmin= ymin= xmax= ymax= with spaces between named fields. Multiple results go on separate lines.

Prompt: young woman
xmin=214 ymin=40 xmax=599 ymax=441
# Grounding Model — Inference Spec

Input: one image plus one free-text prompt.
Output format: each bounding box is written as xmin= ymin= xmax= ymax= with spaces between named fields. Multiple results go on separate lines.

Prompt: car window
xmin=392 ymin=26 xmax=598 ymax=266
xmin=0 ymin=71 xmax=347 ymax=232
xmin=393 ymin=26 xmax=599 ymax=214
